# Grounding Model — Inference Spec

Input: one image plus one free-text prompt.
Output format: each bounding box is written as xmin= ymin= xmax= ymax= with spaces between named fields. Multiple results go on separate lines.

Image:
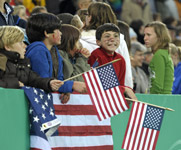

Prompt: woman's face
xmin=144 ymin=27 xmax=158 ymax=50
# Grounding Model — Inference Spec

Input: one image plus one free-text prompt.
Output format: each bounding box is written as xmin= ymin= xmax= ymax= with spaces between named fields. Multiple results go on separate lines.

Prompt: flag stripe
xmin=52 ymin=145 xmax=113 ymax=150
xmin=153 ymin=131 xmax=160 ymax=150
xmin=110 ymin=88 xmax=121 ymax=114
xmin=54 ymin=105 xmax=97 ymax=115
xmin=117 ymin=86 xmax=129 ymax=110
xmin=48 ymin=135 xmax=113 ymax=147
xmin=83 ymin=72 xmax=103 ymax=120
xmin=93 ymin=69 xmax=114 ymax=117
xmin=147 ymin=129 xmax=154 ymax=150
xmin=31 ymin=136 xmax=51 ymax=150
xmin=92 ymin=70 xmax=111 ymax=118
xmin=56 ymin=126 xmax=113 ymax=136
xmin=150 ymin=130 xmax=157 ymax=150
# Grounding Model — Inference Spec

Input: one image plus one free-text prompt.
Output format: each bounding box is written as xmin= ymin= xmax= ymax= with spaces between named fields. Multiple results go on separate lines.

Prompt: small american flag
xmin=122 ymin=101 xmax=165 ymax=150
xmin=22 ymin=87 xmax=60 ymax=150
xmin=82 ymin=63 xmax=129 ymax=121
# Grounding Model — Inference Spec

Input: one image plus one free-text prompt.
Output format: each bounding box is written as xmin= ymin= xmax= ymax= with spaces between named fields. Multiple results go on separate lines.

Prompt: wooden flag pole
xmin=125 ymin=98 xmax=174 ymax=111
xmin=63 ymin=58 xmax=121 ymax=82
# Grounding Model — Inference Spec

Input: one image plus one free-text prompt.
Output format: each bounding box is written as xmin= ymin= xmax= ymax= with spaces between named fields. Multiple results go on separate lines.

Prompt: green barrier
xmin=0 ymin=89 xmax=29 ymax=150
xmin=1 ymin=89 xmax=181 ymax=150
xmin=111 ymin=94 xmax=181 ymax=150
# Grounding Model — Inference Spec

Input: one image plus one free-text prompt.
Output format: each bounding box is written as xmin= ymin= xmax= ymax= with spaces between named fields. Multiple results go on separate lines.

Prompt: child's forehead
xmin=102 ymin=31 xmax=119 ymax=34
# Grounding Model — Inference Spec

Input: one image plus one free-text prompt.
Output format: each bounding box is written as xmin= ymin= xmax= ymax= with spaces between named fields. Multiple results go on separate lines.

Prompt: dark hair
xmin=58 ymin=24 xmax=80 ymax=52
xmin=117 ymin=20 xmax=131 ymax=51
xmin=30 ymin=6 xmax=47 ymax=15
xmin=57 ymin=13 xmax=73 ymax=24
xmin=26 ymin=13 xmax=61 ymax=43
xmin=96 ymin=23 xmax=120 ymax=40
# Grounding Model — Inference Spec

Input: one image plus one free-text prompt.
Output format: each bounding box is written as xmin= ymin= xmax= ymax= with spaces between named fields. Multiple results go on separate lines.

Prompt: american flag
xmin=22 ymin=87 xmax=60 ymax=150
xmin=48 ymin=93 xmax=113 ymax=150
xmin=122 ymin=101 xmax=165 ymax=150
xmin=82 ymin=63 xmax=129 ymax=121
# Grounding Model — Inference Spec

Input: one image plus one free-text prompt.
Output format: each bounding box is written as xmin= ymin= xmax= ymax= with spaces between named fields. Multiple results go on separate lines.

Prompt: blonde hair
xmin=0 ymin=26 xmax=24 ymax=49
xmin=13 ymin=5 xmax=26 ymax=16
xmin=170 ymin=43 xmax=181 ymax=61
xmin=145 ymin=21 xmax=171 ymax=52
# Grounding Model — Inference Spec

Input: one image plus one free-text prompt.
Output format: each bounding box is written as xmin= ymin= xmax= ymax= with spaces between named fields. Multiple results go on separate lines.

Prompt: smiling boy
xmin=88 ymin=23 xmax=137 ymax=99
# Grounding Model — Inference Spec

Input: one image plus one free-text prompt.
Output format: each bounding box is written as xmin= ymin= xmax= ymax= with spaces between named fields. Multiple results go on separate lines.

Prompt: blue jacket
xmin=26 ymin=41 xmax=73 ymax=93
xmin=172 ymin=62 xmax=181 ymax=94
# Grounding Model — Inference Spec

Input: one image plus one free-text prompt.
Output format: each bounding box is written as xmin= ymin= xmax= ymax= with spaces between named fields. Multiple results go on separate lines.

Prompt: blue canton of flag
xmin=143 ymin=105 xmax=164 ymax=131
xmin=83 ymin=63 xmax=129 ymax=121
xmin=97 ymin=64 xmax=120 ymax=90
xmin=22 ymin=87 xmax=60 ymax=150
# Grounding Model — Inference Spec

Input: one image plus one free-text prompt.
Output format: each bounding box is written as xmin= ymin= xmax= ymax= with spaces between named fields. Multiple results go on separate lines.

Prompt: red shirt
xmin=88 ymin=48 xmax=126 ymax=86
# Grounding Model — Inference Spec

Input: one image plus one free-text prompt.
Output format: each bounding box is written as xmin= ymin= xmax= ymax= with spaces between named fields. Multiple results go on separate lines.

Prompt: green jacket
xmin=59 ymin=50 xmax=91 ymax=82
xmin=149 ymin=49 xmax=174 ymax=94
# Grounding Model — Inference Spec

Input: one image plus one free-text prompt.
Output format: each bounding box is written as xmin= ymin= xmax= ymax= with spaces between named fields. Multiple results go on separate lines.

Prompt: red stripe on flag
xmin=52 ymin=145 xmax=113 ymax=150
xmin=57 ymin=126 xmax=113 ymax=136
xmin=115 ymin=86 xmax=125 ymax=112
xmin=82 ymin=73 xmax=101 ymax=120
xmin=132 ymin=103 xmax=144 ymax=150
xmin=142 ymin=128 xmax=149 ymax=150
xmin=118 ymin=86 xmax=129 ymax=110
xmin=127 ymin=102 xmax=139 ymax=150
xmin=148 ymin=129 xmax=154 ymax=149
xmin=54 ymin=105 xmax=97 ymax=115
xmin=92 ymin=70 xmax=111 ymax=118
xmin=122 ymin=102 xmax=136 ymax=149
xmin=153 ymin=131 xmax=160 ymax=150
xmin=88 ymin=71 xmax=106 ymax=120
xmin=109 ymin=88 xmax=120 ymax=114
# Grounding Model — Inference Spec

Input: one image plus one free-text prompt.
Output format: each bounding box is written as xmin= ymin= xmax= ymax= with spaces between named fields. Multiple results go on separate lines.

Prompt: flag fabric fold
xmin=22 ymin=87 xmax=60 ymax=150
xmin=122 ymin=101 xmax=165 ymax=150
xmin=82 ymin=63 xmax=129 ymax=121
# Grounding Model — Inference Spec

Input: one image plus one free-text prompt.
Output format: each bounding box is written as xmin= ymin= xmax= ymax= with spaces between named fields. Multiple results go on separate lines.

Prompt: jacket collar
xmin=4 ymin=2 xmax=14 ymax=15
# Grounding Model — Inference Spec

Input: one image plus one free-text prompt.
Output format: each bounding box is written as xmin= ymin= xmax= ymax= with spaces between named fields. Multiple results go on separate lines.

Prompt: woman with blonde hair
xmin=144 ymin=21 xmax=174 ymax=94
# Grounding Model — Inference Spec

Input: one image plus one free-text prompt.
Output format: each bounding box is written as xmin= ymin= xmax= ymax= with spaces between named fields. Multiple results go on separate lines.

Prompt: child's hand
xmin=50 ymin=80 xmax=64 ymax=91
xmin=19 ymin=81 xmax=24 ymax=87
xmin=60 ymin=93 xmax=70 ymax=104
xmin=72 ymin=81 xmax=87 ymax=93
xmin=79 ymin=48 xmax=91 ymax=58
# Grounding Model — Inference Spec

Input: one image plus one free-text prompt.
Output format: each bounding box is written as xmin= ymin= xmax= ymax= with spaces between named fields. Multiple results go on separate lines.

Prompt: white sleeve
xmin=116 ymin=34 xmax=133 ymax=89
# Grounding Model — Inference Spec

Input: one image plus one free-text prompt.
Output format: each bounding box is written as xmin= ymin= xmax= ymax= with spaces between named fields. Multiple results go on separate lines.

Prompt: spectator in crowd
xmin=70 ymin=15 xmax=84 ymax=31
xmin=0 ymin=0 xmax=14 ymax=25
xmin=58 ymin=24 xmax=91 ymax=82
xmin=81 ymin=2 xmax=133 ymax=90
xmin=117 ymin=20 xmax=131 ymax=52
xmin=130 ymin=19 xmax=145 ymax=44
xmin=144 ymin=21 xmax=174 ymax=94
xmin=25 ymin=13 xmax=87 ymax=103
xmin=121 ymin=0 xmax=153 ymax=25
xmin=129 ymin=27 xmax=138 ymax=42
xmin=130 ymin=41 xmax=149 ymax=93
xmin=13 ymin=5 xmax=28 ymax=21
xmin=88 ymin=23 xmax=137 ymax=99
xmin=0 ymin=26 xmax=63 ymax=91
xmin=77 ymin=9 xmax=88 ymax=28
xmin=30 ymin=6 xmax=47 ymax=15
xmin=170 ymin=43 xmax=181 ymax=94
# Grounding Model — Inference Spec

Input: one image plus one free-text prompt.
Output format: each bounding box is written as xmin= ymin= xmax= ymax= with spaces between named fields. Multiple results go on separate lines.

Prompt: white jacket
xmin=80 ymin=30 xmax=133 ymax=88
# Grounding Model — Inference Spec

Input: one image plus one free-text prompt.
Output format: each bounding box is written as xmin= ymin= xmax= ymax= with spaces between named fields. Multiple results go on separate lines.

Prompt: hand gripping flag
xmin=82 ymin=63 xmax=129 ymax=121
xmin=22 ymin=87 xmax=60 ymax=150
xmin=122 ymin=101 xmax=165 ymax=150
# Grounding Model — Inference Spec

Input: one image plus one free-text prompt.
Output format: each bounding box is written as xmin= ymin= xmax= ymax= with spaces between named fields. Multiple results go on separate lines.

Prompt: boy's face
xmin=5 ymin=41 xmax=26 ymax=59
xmin=49 ymin=29 xmax=62 ymax=45
xmin=96 ymin=31 xmax=120 ymax=55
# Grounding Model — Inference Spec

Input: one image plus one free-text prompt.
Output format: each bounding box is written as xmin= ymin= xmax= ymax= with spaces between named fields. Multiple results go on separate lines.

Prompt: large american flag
xmin=48 ymin=93 xmax=113 ymax=150
xmin=22 ymin=87 xmax=60 ymax=150
xmin=122 ymin=101 xmax=165 ymax=150
xmin=82 ymin=63 xmax=129 ymax=121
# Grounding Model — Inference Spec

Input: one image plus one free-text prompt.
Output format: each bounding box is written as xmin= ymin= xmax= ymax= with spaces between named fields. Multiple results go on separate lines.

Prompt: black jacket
xmin=0 ymin=49 xmax=53 ymax=92
xmin=0 ymin=2 xmax=14 ymax=26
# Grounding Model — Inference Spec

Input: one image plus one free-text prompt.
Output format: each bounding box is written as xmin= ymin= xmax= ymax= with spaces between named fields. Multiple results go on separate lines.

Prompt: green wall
xmin=111 ymin=94 xmax=181 ymax=150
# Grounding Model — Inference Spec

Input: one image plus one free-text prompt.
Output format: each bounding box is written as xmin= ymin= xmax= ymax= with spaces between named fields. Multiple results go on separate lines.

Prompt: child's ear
xmin=44 ymin=31 xmax=50 ymax=38
xmin=4 ymin=45 xmax=11 ymax=51
xmin=96 ymin=40 xmax=101 ymax=46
